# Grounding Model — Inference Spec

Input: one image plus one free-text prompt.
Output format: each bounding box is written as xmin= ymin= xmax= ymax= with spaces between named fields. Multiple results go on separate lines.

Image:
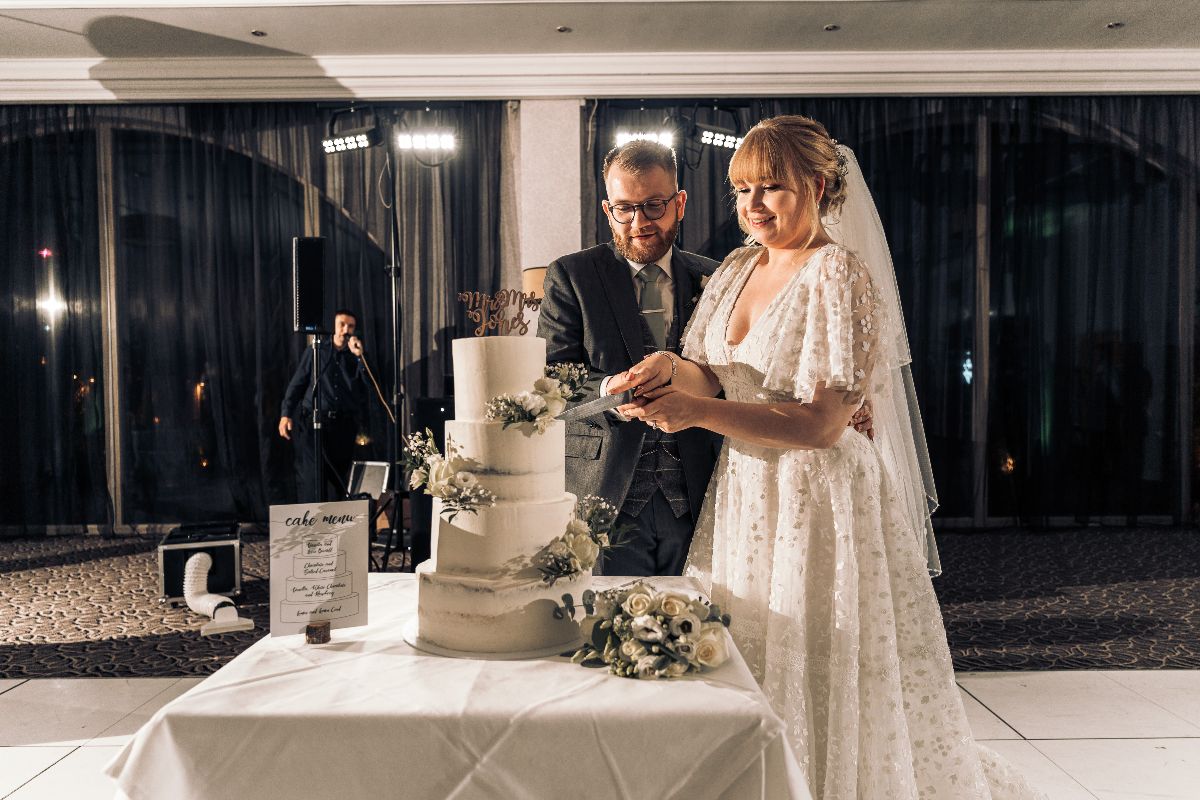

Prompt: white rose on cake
xmin=516 ymin=391 xmax=547 ymax=417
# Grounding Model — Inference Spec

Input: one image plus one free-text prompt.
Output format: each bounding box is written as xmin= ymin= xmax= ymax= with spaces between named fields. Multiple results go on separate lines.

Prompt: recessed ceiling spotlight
xmin=1105 ymin=21 xmax=1125 ymax=29
xmin=250 ymin=29 xmax=267 ymax=37
xmin=556 ymin=25 xmax=573 ymax=33
xmin=824 ymin=24 xmax=840 ymax=32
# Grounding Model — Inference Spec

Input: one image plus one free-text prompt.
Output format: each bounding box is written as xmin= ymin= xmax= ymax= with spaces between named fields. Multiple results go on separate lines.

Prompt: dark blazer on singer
xmin=538 ymin=241 xmax=722 ymax=521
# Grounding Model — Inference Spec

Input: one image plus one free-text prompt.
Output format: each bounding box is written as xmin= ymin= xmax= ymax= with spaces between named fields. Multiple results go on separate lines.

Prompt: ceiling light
xmin=1106 ymin=21 xmax=1125 ymax=29
xmin=823 ymin=24 xmax=840 ymax=32
xmin=615 ymin=130 xmax=674 ymax=148
xmin=250 ymin=29 xmax=267 ymax=37
xmin=556 ymin=25 xmax=572 ymax=33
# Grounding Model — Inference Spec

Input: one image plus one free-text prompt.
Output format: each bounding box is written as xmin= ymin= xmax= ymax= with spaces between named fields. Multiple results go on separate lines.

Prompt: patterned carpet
xmin=1 ymin=527 xmax=1197 ymax=677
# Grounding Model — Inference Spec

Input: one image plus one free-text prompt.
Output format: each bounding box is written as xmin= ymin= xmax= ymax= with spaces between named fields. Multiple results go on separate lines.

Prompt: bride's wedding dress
xmin=683 ymin=243 xmax=1044 ymax=799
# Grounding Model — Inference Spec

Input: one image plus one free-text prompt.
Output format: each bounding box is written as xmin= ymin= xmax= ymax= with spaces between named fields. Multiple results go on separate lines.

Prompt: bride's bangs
xmin=728 ymin=131 xmax=787 ymax=188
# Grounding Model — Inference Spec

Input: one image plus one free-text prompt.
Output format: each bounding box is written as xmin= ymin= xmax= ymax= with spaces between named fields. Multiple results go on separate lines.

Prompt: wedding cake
xmin=413 ymin=336 xmax=589 ymax=656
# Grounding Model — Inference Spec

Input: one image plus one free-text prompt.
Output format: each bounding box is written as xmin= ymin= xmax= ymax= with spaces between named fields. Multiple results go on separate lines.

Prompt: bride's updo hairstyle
xmin=729 ymin=115 xmax=848 ymax=248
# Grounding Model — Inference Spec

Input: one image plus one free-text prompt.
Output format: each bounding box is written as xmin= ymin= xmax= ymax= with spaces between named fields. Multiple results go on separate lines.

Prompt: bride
xmin=610 ymin=115 xmax=1044 ymax=799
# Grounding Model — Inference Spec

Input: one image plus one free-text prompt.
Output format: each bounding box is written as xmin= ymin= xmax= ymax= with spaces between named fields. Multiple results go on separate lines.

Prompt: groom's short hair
xmin=602 ymin=140 xmax=678 ymax=186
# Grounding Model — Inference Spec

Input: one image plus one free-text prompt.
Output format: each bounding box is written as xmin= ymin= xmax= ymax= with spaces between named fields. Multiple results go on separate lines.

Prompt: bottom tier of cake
xmin=414 ymin=562 xmax=590 ymax=655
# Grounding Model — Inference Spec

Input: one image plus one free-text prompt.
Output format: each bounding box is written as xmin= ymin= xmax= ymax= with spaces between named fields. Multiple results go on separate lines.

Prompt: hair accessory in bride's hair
xmin=830 ymin=138 xmax=850 ymax=180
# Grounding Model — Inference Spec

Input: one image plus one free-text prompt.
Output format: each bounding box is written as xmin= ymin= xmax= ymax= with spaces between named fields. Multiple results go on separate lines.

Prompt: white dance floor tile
xmin=959 ymin=685 xmax=1022 ymax=740
xmin=1034 ymin=739 xmax=1200 ymax=800
xmin=0 ymin=680 xmax=26 ymax=696
xmin=955 ymin=672 xmax=1200 ymax=740
xmin=5 ymin=746 xmax=122 ymax=800
xmin=981 ymin=741 xmax=1096 ymax=800
xmin=0 ymin=678 xmax=180 ymax=747
xmin=0 ymin=746 xmax=73 ymax=797
xmin=1100 ymin=670 xmax=1200 ymax=730
xmin=89 ymin=678 xmax=203 ymax=746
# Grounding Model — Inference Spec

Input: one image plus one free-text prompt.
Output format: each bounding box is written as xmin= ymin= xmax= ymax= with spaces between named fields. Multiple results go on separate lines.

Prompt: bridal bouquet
xmin=400 ymin=428 xmax=495 ymax=522
xmin=567 ymin=583 xmax=733 ymax=679
xmin=533 ymin=495 xmax=627 ymax=585
xmin=484 ymin=362 xmax=590 ymax=434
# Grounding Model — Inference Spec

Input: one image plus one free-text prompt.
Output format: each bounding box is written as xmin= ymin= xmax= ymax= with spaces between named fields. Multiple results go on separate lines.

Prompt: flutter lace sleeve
xmin=763 ymin=244 xmax=882 ymax=404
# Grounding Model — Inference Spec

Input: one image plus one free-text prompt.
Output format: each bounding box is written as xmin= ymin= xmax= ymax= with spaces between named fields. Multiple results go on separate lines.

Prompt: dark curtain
xmin=0 ymin=108 xmax=108 ymax=529
xmin=987 ymin=97 xmax=1197 ymax=521
xmin=0 ymin=102 xmax=504 ymax=529
xmin=592 ymin=97 xmax=1200 ymax=523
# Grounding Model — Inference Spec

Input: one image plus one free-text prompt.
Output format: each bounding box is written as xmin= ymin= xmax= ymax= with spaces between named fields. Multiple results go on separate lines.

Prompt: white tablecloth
xmin=107 ymin=574 xmax=809 ymax=800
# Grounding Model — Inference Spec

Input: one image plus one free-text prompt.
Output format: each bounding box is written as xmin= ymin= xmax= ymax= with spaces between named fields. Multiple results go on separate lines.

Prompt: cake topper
xmin=458 ymin=289 xmax=542 ymax=337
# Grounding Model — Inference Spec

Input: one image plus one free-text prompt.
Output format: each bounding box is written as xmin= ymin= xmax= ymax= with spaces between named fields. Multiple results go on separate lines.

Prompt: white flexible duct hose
xmin=183 ymin=551 xmax=234 ymax=619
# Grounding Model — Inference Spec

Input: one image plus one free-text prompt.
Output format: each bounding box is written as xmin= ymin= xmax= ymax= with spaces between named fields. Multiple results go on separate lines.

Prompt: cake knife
xmin=556 ymin=389 xmax=635 ymax=422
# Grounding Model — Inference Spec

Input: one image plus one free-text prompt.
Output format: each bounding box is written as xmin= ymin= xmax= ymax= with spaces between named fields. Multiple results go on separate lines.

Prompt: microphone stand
xmin=383 ymin=144 xmax=409 ymax=569
xmin=308 ymin=330 xmax=328 ymax=502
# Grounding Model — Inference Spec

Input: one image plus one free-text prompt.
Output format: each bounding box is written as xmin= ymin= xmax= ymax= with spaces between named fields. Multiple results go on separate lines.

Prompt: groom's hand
xmin=850 ymin=399 xmax=874 ymax=441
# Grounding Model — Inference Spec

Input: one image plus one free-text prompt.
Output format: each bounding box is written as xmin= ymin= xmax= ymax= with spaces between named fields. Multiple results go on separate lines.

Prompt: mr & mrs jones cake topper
xmin=458 ymin=289 xmax=541 ymax=336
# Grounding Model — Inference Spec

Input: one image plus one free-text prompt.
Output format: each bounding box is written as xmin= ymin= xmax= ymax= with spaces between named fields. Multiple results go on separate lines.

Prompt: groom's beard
xmin=610 ymin=216 xmax=680 ymax=265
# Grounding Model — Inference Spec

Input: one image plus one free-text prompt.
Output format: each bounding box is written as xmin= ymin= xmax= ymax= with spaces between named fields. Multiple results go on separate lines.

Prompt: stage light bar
xmin=697 ymin=126 xmax=743 ymax=150
xmin=397 ymin=132 xmax=456 ymax=151
xmin=322 ymin=125 xmax=384 ymax=154
xmin=615 ymin=130 xmax=674 ymax=148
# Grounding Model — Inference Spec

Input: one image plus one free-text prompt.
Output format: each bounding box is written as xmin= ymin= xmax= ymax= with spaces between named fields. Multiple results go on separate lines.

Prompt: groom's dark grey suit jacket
xmin=538 ymin=241 xmax=722 ymax=521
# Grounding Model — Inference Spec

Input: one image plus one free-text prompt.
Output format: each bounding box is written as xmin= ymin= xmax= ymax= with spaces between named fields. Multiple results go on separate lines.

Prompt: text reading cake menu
xmin=268 ymin=500 xmax=369 ymax=636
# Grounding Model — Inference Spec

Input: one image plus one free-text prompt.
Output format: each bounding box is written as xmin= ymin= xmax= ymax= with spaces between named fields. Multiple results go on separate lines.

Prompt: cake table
xmin=106 ymin=574 xmax=810 ymax=800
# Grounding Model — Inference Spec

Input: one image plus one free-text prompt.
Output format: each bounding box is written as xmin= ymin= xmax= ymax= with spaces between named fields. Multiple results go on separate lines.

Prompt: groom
xmin=539 ymin=140 xmax=721 ymax=577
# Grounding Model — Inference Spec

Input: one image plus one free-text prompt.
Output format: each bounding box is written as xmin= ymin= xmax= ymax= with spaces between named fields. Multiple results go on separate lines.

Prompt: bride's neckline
xmin=724 ymin=243 xmax=833 ymax=349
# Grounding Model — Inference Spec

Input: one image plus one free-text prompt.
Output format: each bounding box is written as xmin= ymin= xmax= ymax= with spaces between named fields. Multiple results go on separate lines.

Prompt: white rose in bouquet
xmin=451 ymin=471 xmax=477 ymax=489
xmin=658 ymin=592 xmax=692 ymax=618
xmin=548 ymin=540 xmax=573 ymax=560
xmin=622 ymin=587 xmax=656 ymax=616
xmin=635 ymin=654 xmax=661 ymax=680
xmin=619 ymin=639 xmax=646 ymax=662
xmin=694 ymin=626 xmax=730 ymax=669
xmin=427 ymin=457 xmax=458 ymax=498
xmin=630 ymin=614 xmax=666 ymax=643
xmin=565 ymin=519 xmax=590 ymax=539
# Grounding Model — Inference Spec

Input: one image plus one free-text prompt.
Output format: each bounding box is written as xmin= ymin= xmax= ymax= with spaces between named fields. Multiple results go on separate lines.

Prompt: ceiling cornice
xmin=2 ymin=49 xmax=1198 ymax=102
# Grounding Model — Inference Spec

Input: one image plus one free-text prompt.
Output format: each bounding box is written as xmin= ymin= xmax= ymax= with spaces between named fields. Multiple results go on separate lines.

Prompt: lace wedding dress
xmin=683 ymin=244 xmax=1044 ymax=799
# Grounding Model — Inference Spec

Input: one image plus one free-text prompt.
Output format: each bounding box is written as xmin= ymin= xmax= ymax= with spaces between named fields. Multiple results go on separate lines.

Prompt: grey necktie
xmin=637 ymin=263 xmax=667 ymax=351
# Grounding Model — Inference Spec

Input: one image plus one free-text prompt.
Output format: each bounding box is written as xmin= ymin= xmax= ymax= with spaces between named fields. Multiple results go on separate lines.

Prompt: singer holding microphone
xmin=278 ymin=308 xmax=369 ymax=501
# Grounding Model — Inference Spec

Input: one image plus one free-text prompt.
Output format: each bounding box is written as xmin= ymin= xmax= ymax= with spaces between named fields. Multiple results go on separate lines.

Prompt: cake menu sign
xmin=268 ymin=500 xmax=369 ymax=636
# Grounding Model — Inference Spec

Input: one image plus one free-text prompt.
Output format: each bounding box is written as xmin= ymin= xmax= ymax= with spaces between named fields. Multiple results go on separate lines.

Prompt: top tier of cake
xmin=452 ymin=336 xmax=547 ymax=422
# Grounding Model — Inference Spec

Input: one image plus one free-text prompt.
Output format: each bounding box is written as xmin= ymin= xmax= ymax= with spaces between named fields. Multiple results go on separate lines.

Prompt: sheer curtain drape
xmin=0 ymin=102 xmax=505 ymax=530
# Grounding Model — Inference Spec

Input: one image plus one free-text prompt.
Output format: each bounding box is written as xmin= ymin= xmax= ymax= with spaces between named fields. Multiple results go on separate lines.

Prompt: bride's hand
xmin=623 ymin=385 xmax=705 ymax=433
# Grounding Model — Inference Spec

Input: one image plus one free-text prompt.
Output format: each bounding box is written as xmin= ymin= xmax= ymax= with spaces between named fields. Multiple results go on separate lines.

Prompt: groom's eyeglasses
xmin=606 ymin=192 xmax=680 ymax=224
